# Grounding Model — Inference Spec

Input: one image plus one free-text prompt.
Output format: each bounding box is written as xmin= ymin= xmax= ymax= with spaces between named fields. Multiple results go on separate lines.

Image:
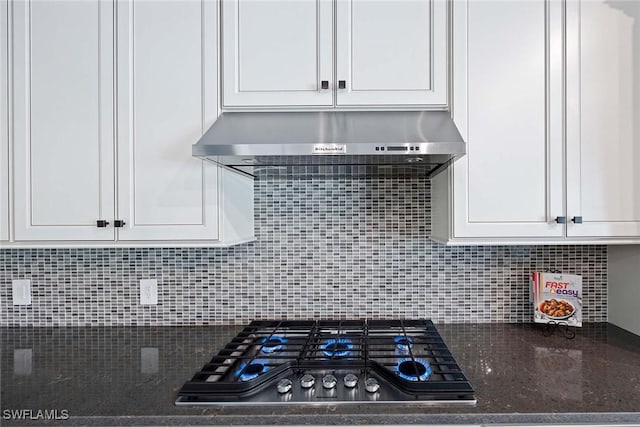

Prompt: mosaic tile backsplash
xmin=0 ymin=175 xmax=607 ymax=326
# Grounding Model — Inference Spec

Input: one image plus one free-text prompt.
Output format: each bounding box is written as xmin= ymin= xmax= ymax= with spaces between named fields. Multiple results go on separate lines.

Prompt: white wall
xmin=608 ymin=245 xmax=640 ymax=336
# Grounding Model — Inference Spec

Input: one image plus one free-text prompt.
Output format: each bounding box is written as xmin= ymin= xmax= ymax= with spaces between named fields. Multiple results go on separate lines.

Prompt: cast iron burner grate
xmin=176 ymin=319 xmax=475 ymax=406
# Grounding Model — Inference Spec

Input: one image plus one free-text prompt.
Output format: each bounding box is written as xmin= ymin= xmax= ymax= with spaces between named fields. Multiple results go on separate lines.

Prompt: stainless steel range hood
xmin=192 ymin=111 xmax=465 ymax=177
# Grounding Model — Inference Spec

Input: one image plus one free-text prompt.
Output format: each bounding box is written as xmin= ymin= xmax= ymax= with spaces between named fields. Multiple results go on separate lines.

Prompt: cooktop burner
xmin=175 ymin=319 xmax=476 ymax=406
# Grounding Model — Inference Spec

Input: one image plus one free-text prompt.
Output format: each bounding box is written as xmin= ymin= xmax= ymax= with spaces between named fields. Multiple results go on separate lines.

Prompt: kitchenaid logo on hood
xmin=312 ymin=144 xmax=346 ymax=154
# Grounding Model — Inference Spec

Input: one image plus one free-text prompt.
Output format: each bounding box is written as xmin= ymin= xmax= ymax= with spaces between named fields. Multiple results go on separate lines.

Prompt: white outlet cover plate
xmin=12 ymin=279 xmax=32 ymax=305
xmin=140 ymin=279 xmax=158 ymax=305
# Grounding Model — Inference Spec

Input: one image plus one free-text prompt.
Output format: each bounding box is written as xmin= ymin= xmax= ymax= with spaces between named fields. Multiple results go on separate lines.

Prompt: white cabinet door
xmin=1 ymin=0 xmax=8 ymax=241
xmin=450 ymin=0 xmax=564 ymax=238
xmin=566 ymin=0 xmax=640 ymax=238
xmin=116 ymin=0 xmax=220 ymax=241
xmin=335 ymin=0 xmax=447 ymax=107
xmin=221 ymin=0 xmax=333 ymax=108
xmin=12 ymin=0 xmax=115 ymax=241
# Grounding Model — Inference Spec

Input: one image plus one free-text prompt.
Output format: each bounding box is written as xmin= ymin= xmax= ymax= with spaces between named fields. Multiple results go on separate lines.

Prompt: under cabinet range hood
xmin=192 ymin=111 xmax=465 ymax=177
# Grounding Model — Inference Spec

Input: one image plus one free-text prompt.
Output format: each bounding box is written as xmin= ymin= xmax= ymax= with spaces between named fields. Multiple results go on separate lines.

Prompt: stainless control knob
xmin=365 ymin=377 xmax=380 ymax=393
xmin=300 ymin=374 xmax=315 ymax=389
xmin=322 ymin=374 xmax=338 ymax=389
xmin=343 ymin=373 xmax=358 ymax=388
xmin=276 ymin=378 xmax=293 ymax=394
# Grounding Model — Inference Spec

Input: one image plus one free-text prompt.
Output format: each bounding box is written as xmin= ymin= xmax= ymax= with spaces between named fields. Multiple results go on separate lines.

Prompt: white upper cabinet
xmin=335 ymin=0 xmax=447 ymax=107
xmin=566 ymin=0 xmax=640 ymax=238
xmin=116 ymin=0 xmax=221 ymax=241
xmin=431 ymin=0 xmax=564 ymax=241
xmin=433 ymin=0 xmax=640 ymax=244
xmin=221 ymin=0 xmax=446 ymax=109
xmin=7 ymin=0 xmax=254 ymax=247
xmin=1 ymin=0 xmax=8 ymax=242
xmin=222 ymin=0 xmax=334 ymax=108
xmin=12 ymin=0 xmax=116 ymax=241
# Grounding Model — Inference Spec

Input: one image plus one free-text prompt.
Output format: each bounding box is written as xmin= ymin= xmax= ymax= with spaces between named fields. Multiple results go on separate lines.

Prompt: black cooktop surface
xmin=176 ymin=319 xmax=475 ymax=406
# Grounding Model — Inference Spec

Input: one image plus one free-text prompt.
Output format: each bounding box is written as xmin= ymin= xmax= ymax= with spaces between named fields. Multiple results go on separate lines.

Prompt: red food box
xmin=531 ymin=272 xmax=582 ymax=327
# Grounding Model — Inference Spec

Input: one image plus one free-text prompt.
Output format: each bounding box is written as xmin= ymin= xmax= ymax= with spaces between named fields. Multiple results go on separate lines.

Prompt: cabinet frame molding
xmin=565 ymin=0 xmax=640 ymax=238
xmin=11 ymin=0 xmax=116 ymax=241
xmin=221 ymin=0 xmax=334 ymax=108
xmin=115 ymin=0 xmax=222 ymax=241
xmin=442 ymin=0 xmax=565 ymax=240
xmin=335 ymin=0 xmax=448 ymax=107
xmin=1 ymin=0 xmax=9 ymax=242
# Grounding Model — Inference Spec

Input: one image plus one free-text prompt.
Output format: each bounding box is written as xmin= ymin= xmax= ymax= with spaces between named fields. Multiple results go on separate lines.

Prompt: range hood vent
xmin=192 ymin=111 xmax=465 ymax=178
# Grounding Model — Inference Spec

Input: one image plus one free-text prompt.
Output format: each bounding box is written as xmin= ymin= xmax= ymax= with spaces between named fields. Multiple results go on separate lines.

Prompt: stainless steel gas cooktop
xmin=175 ymin=319 xmax=476 ymax=406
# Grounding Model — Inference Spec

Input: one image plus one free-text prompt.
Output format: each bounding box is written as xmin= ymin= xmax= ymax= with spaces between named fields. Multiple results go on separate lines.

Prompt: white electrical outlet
xmin=12 ymin=279 xmax=32 ymax=306
xmin=140 ymin=279 xmax=158 ymax=305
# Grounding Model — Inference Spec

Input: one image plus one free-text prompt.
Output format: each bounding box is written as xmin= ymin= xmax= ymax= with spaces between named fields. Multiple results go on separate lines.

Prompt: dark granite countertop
xmin=2 ymin=323 xmax=640 ymax=426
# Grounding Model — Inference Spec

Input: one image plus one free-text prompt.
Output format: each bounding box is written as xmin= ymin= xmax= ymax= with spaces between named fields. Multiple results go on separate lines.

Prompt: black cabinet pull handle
xmin=572 ymin=216 xmax=583 ymax=224
xmin=321 ymin=80 xmax=329 ymax=90
xmin=338 ymin=80 xmax=346 ymax=89
xmin=96 ymin=220 xmax=109 ymax=228
xmin=114 ymin=220 xmax=126 ymax=228
xmin=555 ymin=216 xmax=566 ymax=224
